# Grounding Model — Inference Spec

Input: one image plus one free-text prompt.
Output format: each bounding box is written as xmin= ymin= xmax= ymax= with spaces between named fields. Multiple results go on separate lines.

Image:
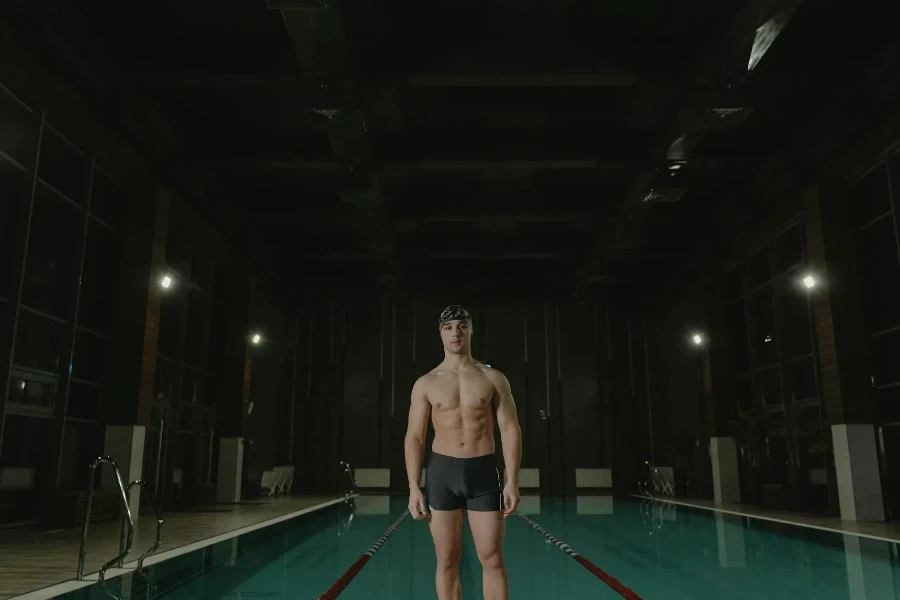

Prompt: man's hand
xmin=409 ymin=488 xmax=430 ymax=521
xmin=502 ymin=481 xmax=520 ymax=518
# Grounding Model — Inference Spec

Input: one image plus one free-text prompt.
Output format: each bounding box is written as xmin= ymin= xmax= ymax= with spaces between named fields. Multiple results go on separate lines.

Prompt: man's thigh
xmin=428 ymin=508 xmax=465 ymax=561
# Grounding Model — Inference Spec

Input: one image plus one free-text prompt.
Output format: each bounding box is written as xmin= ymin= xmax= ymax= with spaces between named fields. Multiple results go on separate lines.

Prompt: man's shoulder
xmin=478 ymin=364 xmax=509 ymax=387
xmin=413 ymin=369 xmax=441 ymax=389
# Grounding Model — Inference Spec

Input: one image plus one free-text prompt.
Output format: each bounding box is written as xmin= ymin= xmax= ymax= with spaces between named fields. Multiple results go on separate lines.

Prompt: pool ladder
xmin=339 ymin=460 xmax=357 ymax=499
xmin=76 ymin=457 xmax=165 ymax=586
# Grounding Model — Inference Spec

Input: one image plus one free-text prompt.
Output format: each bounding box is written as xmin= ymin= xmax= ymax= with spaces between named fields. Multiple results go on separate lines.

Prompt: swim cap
xmin=438 ymin=305 xmax=473 ymax=331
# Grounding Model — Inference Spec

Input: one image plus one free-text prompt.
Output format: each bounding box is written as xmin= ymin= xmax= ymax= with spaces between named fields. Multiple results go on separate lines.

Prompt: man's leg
xmin=428 ymin=508 xmax=464 ymax=600
xmin=467 ymin=508 xmax=507 ymax=600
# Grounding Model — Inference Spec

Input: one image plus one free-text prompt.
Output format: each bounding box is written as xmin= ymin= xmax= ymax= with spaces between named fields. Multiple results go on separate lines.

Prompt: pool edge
xmin=631 ymin=494 xmax=900 ymax=544
xmin=7 ymin=495 xmax=359 ymax=600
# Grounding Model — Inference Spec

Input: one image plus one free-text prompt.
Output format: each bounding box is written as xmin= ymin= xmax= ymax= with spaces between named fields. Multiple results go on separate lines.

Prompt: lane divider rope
xmin=318 ymin=509 xmax=410 ymax=600
xmin=517 ymin=512 xmax=644 ymax=600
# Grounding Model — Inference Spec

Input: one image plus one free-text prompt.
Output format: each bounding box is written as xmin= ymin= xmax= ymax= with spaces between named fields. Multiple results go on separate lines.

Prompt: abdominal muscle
xmin=431 ymin=405 xmax=496 ymax=458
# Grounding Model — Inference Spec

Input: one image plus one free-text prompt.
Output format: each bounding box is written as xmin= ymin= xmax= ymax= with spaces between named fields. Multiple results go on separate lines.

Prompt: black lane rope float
xmin=318 ymin=509 xmax=410 ymax=600
xmin=517 ymin=512 xmax=644 ymax=600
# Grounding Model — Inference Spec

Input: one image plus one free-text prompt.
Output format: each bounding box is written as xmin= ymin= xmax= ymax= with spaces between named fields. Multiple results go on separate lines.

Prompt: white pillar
xmin=102 ymin=425 xmax=146 ymax=518
xmin=715 ymin=512 xmax=746 ymax=568
xmin=832 ymin=424 xmax=885 ymax=522
xmin=842 ymin=534 xmax=898 ymax=599
xmin=709 ymin=436 xmax=740 ymax=504
xmin=217 ymin=437 xmax=244 ymax=503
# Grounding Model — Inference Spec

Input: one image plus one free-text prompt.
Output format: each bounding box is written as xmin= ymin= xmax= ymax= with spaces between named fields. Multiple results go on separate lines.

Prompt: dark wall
xmin=289 ymin=292 xmax=622 ymax=496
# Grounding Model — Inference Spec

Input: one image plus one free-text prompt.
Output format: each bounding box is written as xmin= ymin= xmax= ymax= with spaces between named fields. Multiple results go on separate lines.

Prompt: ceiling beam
xmin=205 ymin=157 xmax=731 ymax=175
xmin=135 ymin=69 xmax=666 ymax=89
xmin=269 ymin=0 xmax=403 ymax=283
xmin=574 ymin=0 xmax=803 ymax=285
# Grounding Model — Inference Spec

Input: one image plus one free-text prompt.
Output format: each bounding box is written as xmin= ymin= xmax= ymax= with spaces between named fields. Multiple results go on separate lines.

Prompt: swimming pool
xmin=58 ymin=495 xmax=900 ymax=599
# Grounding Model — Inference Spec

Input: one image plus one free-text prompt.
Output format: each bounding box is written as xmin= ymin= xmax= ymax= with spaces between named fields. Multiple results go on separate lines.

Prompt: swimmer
xmin=404 ymin=305 xmax=522 ymax=600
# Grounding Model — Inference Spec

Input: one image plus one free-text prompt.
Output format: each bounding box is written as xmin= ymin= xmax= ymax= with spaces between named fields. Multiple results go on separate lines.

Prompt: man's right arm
xmin=404 ymin=376 xmax=430 ymax=491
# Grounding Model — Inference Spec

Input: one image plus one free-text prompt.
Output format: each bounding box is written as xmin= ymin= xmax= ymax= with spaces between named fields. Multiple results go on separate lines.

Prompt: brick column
xmin=135 ymin=188 xmax=170 ymax=427
xmin=803 ymin=180 xmax=884 ymax=521
xmin=100 ymin=186 xmax=169 ymax=501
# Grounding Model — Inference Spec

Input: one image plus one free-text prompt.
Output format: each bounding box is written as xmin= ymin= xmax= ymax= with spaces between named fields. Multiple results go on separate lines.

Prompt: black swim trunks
xmin=425 ymin=452 xmax=502 ymax=512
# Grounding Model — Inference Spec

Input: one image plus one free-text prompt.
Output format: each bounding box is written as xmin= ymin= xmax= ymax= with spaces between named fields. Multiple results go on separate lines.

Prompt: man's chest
xmin=428 ymin=372 xmax=495 ymax=409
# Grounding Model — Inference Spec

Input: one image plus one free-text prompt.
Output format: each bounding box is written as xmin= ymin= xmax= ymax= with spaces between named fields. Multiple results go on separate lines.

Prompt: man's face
xmin=440 ymin=320 xmax=471 ymax=354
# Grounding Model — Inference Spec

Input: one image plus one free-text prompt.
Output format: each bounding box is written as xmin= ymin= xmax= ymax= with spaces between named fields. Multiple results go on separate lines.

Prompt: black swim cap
xmin=438 ymin=305 xmax=473 ymax=331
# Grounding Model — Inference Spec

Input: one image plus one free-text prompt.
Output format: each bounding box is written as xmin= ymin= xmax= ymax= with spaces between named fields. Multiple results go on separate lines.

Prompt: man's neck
xmin=441 ymin=353 xmax=474 ymax=370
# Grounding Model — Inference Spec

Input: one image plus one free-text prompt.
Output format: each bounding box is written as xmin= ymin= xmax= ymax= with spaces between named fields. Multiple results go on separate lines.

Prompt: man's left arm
xmin=493 ymin=371 xmax=522 ymax=516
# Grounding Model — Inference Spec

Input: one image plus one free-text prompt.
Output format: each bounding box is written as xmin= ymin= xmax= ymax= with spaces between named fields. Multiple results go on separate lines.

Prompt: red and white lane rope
xmin=318 ymin=509 xmax=410 ymax=600
xmin=517 ymin=512 xmax=644 ymax=600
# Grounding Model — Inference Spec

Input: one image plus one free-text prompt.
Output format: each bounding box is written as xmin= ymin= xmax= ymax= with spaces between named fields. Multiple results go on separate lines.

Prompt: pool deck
xmin=636 ymin=495 xmax=900 ymax=543
xmin=0 ymin=495 xmax=344 ymax=600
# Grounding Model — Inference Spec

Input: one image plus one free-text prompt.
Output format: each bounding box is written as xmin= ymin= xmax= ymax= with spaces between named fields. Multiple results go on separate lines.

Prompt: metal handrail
xmin=77 ymin=456 xmax=135 ymax=583
xmin=339 ymin=460 xmax=356 ymax=498
xmin=118 ymin=480 xmax=164 ymax=574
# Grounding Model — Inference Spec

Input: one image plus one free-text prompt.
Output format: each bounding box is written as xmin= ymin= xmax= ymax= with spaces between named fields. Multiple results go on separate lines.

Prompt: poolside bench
xmin=260 ymin=466 xmax=294 ymax=496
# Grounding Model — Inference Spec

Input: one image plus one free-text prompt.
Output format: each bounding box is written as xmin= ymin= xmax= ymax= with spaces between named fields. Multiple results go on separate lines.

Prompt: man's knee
xmin=476 ymin=547 xmax=504 ymax=570
xmin=435 ymin=545 xmax=462 ymax=570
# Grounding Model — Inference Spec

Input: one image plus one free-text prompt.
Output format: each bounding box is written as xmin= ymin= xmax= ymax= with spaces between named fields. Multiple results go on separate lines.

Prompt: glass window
xmin=165 ymin=217 xmax=192 ymax=278
xmin=158 ymin=291 xmax=186 ymax=360
xmin=775 ymin=272 xmax=813 ymax=360
xmin=757 ymin=366 xmax=783 ymax=407
xmin=67 ymin=381 xmax=101 ymax=420
xmin=204 ymin=373 xmax=219 ymax=407
xmin=724 ymin=266 xmax=743 ymax=301
xmin=851 ymin=162 xmax=891 ymax=228
xmin=728 ymin=300 xmax=750 ymax=374
xmin=749 ymin=284 xmax=778 ymax=369
xmin=88 ymin=168 xmax=125 ymax=232
xmin=782 ymin=355 xmax=818 ymax=402
xmin=0 ymin=299 xmax=7 ymax=375
xmin=212 ymin=265 xmax=228 ymax=301
xmin=78 ymin=220 xmax=122 ymax=334
xmin=763 ymin=435 xmax=788 ymax=485
xmin=37 ymin=125 xmax=87 ymax=204
xmin=154 ymin=356 xmax=179 ymax=403
xmin=181 ymin=367 xmax=202 ymax=406
xmin=206 ymin=300 xmax=225 ymax=375
xmin=58 ymin=421 xmax=102 ymax=490
xmin=184 ymin=290 xmax=209 ymax=369
xmin=12 ymin=310 xmax=66 ymax=374
xmin=1 ymin=157 xmax=27 ymax=299
xmin=0 ymin=414 xmax=51 ymax=469
xmin=21 ymin=182 xmax=80 ymax=318
xmin=736 ymin=375 xmax=752 ymax=411
xmin=855 ymin=216 xmax=900 ymax=334
xmin=72 ymin=330 xmax=107 ymax=383
xmin=770 ymin=224 xmax=804 ymax=276
xmin=6 ymin=371 xmax=56 ymax=413
xmin=748 ymin=246 xmax=770 ymax=290
xmin=872 ymin=329 xmax=900 ymax=386
xmin=879 ymin=386 xmax=900 ymax=424
xmin=0 ymin=87 xmax=35 ymax=165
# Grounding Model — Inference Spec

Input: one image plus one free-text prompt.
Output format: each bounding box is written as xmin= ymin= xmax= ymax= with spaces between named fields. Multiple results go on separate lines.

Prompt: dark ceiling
xmin=4 ymin=1 xmax=900 ymax=300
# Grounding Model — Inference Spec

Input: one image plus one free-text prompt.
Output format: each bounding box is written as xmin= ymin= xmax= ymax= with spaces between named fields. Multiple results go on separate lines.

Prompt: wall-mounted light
xmin=802 ymin=274 xmax=817 ymax=289
xmin=692 ymin=333 xmax=704 ymax=346
xmin=160 ymin=274 xmax=173 ymax=289
xmin=251 ymin=333 xmax=262 ymax=345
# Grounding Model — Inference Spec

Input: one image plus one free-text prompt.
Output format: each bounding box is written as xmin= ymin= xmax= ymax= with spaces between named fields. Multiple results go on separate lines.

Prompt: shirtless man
xmin=404 ymin=305 xmax=522 ymax=600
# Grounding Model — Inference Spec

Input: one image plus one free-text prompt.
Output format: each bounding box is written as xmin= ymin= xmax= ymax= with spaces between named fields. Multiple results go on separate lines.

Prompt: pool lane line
xmin=318 ymin=508 xmax=411 ymax=600
xmin=516 ymin=512 xmax=644 ymax=600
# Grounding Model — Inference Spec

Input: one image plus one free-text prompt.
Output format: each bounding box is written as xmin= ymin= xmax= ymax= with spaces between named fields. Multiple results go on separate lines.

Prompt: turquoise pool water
xmin=65 ymin=495 xmax=900 ymax=599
